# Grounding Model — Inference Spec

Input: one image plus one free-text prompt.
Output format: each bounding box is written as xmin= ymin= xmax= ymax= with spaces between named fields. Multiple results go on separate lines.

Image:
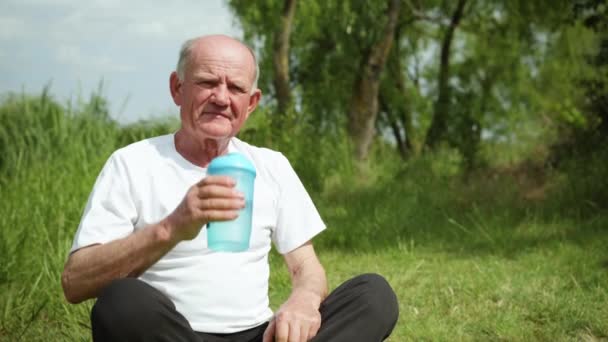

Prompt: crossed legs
xmin=91 ymin=273 xmax=399 ymax=342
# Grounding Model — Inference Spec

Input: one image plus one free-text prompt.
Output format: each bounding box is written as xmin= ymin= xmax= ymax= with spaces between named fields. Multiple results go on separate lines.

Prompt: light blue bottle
xmin=206 ymin=153 xmax=256 ymax=252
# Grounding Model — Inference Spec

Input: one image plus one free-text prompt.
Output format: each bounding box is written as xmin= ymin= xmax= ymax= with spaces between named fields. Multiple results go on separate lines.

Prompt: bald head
xmin=176 ymin=35 xmax=259 ymax=93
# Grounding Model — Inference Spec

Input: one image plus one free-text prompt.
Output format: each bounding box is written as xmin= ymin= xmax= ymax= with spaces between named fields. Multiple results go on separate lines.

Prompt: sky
xmin=0 ymin=0 xmax=242 ymax=124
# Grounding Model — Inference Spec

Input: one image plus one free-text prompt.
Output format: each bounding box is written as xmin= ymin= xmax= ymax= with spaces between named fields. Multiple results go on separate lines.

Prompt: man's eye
xmin=229 ymin=85 xmax=246 ymax=93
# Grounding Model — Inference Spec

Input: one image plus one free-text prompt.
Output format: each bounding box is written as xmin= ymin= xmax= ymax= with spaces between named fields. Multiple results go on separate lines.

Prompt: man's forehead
xmin=191 ymin=37 xmax=254 ymax=65
xmin=191 ymin=69 xmax=250 ymax=84
xmin=189 ymin=45 xmax=254 ymax=77
xmin=191 ymin=59 xmax=250 ymax=76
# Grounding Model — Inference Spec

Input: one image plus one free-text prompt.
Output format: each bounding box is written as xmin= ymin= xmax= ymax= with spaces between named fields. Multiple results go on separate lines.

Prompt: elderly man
xmin=61 ymin=34 xmax=398 ymax=342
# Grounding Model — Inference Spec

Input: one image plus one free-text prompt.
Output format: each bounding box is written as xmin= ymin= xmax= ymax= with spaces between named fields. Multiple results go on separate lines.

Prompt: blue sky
xmin=0 ymin=0 xmax=241 ymax=123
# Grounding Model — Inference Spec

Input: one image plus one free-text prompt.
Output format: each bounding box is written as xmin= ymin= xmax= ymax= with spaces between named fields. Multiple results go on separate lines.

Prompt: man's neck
xmin=174 ymin=130 xmax=230 ymax=168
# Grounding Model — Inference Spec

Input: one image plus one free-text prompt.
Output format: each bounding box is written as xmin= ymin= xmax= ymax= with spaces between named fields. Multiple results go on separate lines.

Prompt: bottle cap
xmin=208 ymin=153 xmax=256 ymax=175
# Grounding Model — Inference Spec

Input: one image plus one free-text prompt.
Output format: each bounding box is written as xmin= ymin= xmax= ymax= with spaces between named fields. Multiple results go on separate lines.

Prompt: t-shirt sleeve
xmin=70 ymin=153 xmax=137 ymax=253
xmin=271 ymin=153 xmax=326 ymax=254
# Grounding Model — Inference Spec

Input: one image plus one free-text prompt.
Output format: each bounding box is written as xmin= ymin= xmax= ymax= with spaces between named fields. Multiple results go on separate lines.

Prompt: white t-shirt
xmin=70 ymin=134 xmax=326 ymax=333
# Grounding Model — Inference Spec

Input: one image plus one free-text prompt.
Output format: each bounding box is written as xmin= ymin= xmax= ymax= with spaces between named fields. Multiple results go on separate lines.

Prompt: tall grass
xmin=1 ymin=89 xmax=607 ymax=340
xmin=0 ymin=89 xmax=178 ymax=339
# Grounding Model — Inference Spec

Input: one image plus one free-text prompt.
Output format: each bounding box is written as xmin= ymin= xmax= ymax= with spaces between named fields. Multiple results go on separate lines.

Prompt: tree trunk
xmin=380 ymin=94 xmax=408 ymax=160
xmin=273 ymin=0 xmax=297 ymax=120
xmin=391 ymin=26 xmax=419 ymax=156
xmin=424 ymin=0 xmax=467 ymax=149
xmin=348 ymin=0 xmax=401 ymax=162
xmin=466 ymin=75 xmax=492 ymax=174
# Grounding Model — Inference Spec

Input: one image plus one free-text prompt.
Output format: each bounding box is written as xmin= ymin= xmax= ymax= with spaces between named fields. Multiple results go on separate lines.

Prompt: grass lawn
xmin=266 ymin=180 xmax=608 ymax=341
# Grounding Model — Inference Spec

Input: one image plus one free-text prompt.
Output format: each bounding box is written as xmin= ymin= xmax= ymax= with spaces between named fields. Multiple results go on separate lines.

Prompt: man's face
xmin=171 ymin=39 xmax=260 ymax=142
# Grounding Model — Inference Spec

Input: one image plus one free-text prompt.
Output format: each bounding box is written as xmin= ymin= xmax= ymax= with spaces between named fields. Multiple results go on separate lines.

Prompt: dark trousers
xmin=91 ymin=273 xmax=399 ymax=342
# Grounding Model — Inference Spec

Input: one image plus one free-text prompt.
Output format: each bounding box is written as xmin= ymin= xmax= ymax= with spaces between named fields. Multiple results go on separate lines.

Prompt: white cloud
xmin=55 ymin=45 xmax=81 ymax=64
xmin=0 ymin=17 xmax=28 ymax=40
xmin=127 ymin=21 xmax=170 ymax=38
xmin=55 ymin=44 xmax=134 ymax=72
xmin=44 ymin=1 xmax=240 ymax=43
xmin=5 ymin=0 xmax=77 ymax=5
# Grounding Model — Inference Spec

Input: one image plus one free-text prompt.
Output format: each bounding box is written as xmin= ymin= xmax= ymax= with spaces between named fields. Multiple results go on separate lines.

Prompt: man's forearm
xmin=289 ymin=254 xmax=328 ymax=308
xmin=61 ymin=219 xmax=179 ymax=304
xmin=267 ymin=244 xmax=327 ymax=341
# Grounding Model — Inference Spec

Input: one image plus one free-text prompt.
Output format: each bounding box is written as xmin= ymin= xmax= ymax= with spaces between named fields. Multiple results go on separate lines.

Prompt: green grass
xmin=266 ymin=175 xmax=608 ymax=341
xmin=1 ymin=91 xmax=607 ymax=341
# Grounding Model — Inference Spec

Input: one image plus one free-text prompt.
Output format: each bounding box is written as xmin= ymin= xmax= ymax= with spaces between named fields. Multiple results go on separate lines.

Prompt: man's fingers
xmin=300 ymin=323 xmax=310 ymax=342
xmin=199 ymin=210 xmax=239 ymax=223
xmin=288 ymin=320 xmax=300 ymax=342
xmin=197 ymin=175 xmax=236 ymax=187
xmin=296 ymin=322 xmax=309 ymax=342
xmin=198 ymin=198 xmax=245 ymax=210
xmin=197 ymin=185 xmax=243 ymax=199
xmin=262 ymin=320 xmax=275 ymax=342
xmin=308 ymin=319 xmax=321 ymax=340
xmin=275 ymin=315 xmax=289 ymax=342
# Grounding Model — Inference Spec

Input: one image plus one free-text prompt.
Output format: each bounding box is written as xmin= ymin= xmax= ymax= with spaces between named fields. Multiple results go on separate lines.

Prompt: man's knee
xmin=91 ymin=278 xmax=168 ymax=338
xmin=350 ymin=273 xmax=399 ymax=328
xmin=93 ymin=278 xmax=154 ymax=319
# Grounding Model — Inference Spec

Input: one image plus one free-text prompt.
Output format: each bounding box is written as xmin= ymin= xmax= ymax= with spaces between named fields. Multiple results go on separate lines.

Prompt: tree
xmin=424 ymin=0 xmax=468 ymax=149
xmin=347 ymin=0 xmax=401 ymax=161
xmin=574 ymin=0 xmax=608 ymax=140
xmin=228 ymin=0 xmax=605 ymax=173
xmin=273 ymin=0 xmax=297 ymax=120
xmin=378 ymin=23 xmax=423 ymax=160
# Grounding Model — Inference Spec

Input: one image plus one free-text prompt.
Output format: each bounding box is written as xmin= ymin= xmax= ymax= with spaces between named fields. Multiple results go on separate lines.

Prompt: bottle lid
xmin=208 ymin=153 xmax=256 ymax=175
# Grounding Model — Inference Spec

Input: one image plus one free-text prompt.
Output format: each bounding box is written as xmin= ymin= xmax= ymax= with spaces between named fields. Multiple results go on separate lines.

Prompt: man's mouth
xmin=201 ymin=112 xmax=231 ymax=120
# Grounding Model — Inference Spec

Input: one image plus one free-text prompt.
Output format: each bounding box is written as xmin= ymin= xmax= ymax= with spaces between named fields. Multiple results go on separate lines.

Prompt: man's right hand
xmin=164 ymin=175 xmax=245 ymax=242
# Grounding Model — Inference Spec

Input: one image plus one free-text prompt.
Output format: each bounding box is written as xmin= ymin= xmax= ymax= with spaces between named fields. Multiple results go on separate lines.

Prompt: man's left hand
xmin=263 ymin=290 xmax=322 ymax=342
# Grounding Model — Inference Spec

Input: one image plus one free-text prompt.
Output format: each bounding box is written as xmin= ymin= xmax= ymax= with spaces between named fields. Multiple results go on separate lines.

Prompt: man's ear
xmin=245 ymin=89 xmax=262 ymax=119
xmin=169 ymin=72 xmax=183 ymax=106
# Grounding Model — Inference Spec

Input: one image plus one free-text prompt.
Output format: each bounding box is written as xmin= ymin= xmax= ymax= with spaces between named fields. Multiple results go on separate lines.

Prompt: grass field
xmin=0 ymin=93 xmax=607 ymax=341
xmin=271 ymin=170 xmax=608 ymax=341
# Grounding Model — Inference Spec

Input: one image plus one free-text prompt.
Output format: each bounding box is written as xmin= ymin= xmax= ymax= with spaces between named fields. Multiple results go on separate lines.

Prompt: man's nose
xmin=210 ymin=84 xmax=229 ymax=106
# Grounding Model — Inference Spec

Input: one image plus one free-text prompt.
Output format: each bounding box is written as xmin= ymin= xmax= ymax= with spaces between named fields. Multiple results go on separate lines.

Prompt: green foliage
xmin=229 ymin=0 xmax=407 ymax=133
xmin=239 ymin=105 xmax=355 ymax=193
xmin=229 ymin=0 xmax=608 ymax=173
xmin=0 ymin=86 xmax=117 ymax=180
xmin=545 ymin=148 xmax=608 ymax=215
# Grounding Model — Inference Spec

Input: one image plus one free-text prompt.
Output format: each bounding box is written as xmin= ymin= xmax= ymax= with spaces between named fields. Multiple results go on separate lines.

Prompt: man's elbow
xmin=61 ymin=269 xmax=83 ymax=304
